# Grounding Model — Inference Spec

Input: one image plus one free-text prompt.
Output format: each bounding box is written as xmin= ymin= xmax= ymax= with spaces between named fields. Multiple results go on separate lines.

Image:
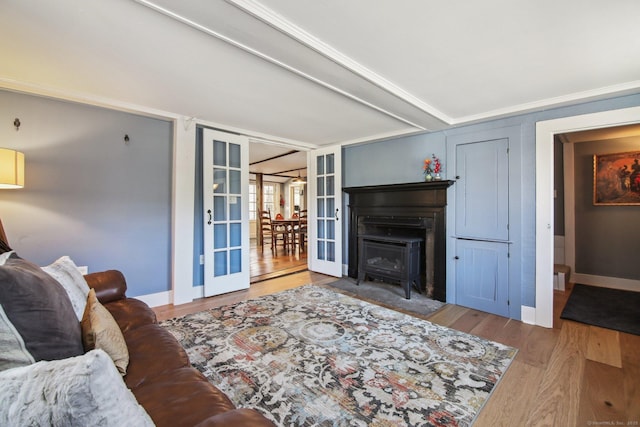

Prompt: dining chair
xmin=261 ymin=210 xmax=288 ymax=254
xmin=293 ymin=209 xmax=307 ymax=252
xmin=259 ymin=210 xmax=273 ymax=253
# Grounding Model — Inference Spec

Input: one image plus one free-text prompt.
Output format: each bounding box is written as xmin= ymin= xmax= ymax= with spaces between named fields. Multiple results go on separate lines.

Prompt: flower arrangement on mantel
xmin=423 ymin=154 xmax=442 ymax=181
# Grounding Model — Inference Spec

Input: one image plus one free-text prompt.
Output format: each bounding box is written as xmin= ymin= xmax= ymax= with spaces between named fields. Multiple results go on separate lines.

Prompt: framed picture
xmin=593 ymin=150 xmax=640 ymax=205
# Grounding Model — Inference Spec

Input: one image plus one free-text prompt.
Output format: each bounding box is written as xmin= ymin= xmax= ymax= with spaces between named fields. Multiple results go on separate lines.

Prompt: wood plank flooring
xmin=153 ymin=276 xmax=640 ymax=427
xmin=250 ymin=239 xmax=307 ymax=283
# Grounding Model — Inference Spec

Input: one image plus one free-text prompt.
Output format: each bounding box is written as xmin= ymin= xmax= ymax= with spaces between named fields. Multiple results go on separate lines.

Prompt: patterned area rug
xmin=161 ymin=285 xmax=516 ymax=426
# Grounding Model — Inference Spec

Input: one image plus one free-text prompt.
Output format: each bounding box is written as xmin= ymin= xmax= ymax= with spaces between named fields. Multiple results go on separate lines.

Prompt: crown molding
xmin=0 ymin=76 xmax=180 ymax=121
xmin=0 ymin=76 xmax=315 ymax=149
xmin=452 ymin=80 xmax=640 ymax=126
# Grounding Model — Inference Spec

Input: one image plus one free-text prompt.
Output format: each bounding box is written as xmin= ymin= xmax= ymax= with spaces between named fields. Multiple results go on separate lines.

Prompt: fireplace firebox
xmin=344 ymin=181 xmax=454 ymax=302
xmin=358 ymin=234 xmax=423 ymax=299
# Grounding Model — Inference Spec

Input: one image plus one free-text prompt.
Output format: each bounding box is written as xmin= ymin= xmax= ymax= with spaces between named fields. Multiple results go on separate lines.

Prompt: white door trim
xmin=535 ymin=105 xmax=640 ymax=328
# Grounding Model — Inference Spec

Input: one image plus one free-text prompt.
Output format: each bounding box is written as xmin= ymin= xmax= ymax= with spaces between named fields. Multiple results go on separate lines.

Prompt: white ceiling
xmin=2 ymin=0 xmax=640 ymax=174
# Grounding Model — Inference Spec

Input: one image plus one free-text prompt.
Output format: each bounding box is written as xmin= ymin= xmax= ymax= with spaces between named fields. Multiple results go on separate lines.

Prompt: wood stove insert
xmin=344 ymin=181 xmax=454 ymax=302
xmin=358 ymin=234 xmax=423 ymax=299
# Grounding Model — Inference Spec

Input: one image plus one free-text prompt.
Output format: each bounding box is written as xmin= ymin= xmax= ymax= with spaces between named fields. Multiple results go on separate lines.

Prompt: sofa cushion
xmin=132 ymin=366 xmax=236 ymax=427
xmin=194 ymin=409 xmax=277 ymax=427
xmin=81 ymin=289 xmax=129 ymax=375
xmin=0 ymin=349 xmax=154 ymax=427
xmin=123 ymin=323 xmax=191 ymax=389
xmin=0 ymin=254 xmax=84 ymax=361
xmin=42 ymin=255 xmax=90 ymax=321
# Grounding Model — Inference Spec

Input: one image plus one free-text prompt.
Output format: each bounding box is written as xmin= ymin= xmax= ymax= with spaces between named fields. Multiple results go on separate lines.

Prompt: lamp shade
xmin=0 ymin=148 xmax=25 ymax=189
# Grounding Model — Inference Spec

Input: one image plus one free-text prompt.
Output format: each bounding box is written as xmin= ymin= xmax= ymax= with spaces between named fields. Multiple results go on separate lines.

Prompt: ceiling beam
xmin=249 ymin=150 xmax=299 ymax=166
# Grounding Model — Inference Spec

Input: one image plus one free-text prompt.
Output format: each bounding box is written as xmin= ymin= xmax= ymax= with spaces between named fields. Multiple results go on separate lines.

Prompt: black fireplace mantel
xmin=343 ymin=180 xmax=454 ymax=302
xmin=344 ymin=180 xmax=454 ymax=196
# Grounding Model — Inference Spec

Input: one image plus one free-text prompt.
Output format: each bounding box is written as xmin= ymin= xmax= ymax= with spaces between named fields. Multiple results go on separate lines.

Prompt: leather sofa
xmin=85 ymin=270 xmax=275 ymax=427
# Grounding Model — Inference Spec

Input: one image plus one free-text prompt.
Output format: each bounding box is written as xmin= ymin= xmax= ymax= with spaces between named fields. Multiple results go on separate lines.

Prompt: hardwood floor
xmin=250 ymin=238 xmax=307 ymax=283
xmin=153 ymin=277 xmax=640 ymax=426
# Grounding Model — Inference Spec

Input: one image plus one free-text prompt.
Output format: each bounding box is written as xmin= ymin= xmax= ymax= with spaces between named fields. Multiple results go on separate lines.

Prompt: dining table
xmin=271 ymin=218 xmax=302 ymax=252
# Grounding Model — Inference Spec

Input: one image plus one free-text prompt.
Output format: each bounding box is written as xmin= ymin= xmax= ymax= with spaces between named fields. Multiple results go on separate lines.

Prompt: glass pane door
xmin=309 ymin=146 xmax=342 ymax=277
xmin=203 ymin=129 xmax=249 ymax=296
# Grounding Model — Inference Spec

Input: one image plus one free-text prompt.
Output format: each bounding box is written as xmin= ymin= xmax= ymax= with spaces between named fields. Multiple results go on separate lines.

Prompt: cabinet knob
xmin=455 ymin=176 xmax=461 ymax=180
xmin=454 ymin=256 xmax=460 ymax=260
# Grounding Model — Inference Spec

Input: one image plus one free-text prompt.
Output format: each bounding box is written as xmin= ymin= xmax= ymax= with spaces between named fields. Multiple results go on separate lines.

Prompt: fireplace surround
xmin=344 ymin=181 xmax=454 ymax=302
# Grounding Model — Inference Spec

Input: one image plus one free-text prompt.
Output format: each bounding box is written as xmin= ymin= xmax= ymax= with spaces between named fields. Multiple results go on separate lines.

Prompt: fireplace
xmin=344 ymin=181 xmax=453 ymax=302
xmin=358 ymin=234 xmax=423 ymax=299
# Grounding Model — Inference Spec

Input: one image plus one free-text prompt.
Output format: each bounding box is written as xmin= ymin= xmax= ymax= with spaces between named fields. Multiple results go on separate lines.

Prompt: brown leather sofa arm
xmin=84 ymin=270 xmax=127 ymax=304
xmin=194 ymin=408 xmax=276 ymax=427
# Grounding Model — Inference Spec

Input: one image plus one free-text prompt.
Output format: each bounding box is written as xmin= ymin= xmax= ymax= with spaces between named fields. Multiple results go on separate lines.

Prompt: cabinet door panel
xmin=455 ymin=239 xmax=509 ymax=317
xmin=455 ymin=139 xmax=509 ymax=241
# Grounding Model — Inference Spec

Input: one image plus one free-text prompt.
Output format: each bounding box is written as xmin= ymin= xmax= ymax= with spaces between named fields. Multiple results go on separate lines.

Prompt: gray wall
xmin=343 ymin=93 xmax=640 ymax=307
xmin=574 ymin=137 xmax=640 ymax=280
xmin=0 ymin=90 xmax=172 ymax=297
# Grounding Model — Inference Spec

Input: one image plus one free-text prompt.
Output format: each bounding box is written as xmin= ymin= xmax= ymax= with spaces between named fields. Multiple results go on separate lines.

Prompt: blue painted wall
xmin=343 ymin=93 xmax=640 ymax=307
xmin=0 ymin=90 xmax=173 ymax=297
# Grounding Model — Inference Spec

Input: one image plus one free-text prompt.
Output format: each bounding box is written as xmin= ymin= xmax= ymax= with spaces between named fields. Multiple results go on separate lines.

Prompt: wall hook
xmin=13 ymin=118 xmax=20 ymax=131
xmin=124 ymin=134 xmax=130 ymax=145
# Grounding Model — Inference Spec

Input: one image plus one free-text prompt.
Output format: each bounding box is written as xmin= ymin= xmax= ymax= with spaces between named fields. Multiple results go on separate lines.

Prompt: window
xmin=291 ymin=185 xmax=303 ymax=214
xmin=249 ymin=182 xmax=277 ymax=220
xmin=249 ymin=183 xmax=256 ymax=220
xmin=263 ymin=183 xmax=276 ymax=216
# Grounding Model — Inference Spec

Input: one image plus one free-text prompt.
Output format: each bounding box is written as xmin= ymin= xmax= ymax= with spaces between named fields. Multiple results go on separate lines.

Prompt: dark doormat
xmin=560 ymin=284 xmax=640 ymax=336
xmin=324 ymin=277 xmax=445 ymax=318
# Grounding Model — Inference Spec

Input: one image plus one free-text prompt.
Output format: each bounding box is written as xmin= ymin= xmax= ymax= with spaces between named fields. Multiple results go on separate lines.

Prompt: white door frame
xmin=535 ymin=105 xmax=640 ymax=328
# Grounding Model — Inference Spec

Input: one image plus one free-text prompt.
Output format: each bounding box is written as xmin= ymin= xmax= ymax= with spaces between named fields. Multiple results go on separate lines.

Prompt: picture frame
xmin=593 ymin=150 xmax=640 ymax=206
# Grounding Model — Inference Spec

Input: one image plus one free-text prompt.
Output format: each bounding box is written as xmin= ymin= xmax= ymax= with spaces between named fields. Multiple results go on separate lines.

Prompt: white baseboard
xmin=572 ymin=273 xmax=640 ymax=292
xmin=135 ymin=290 xmax=172 ymax=308
xmin=521 ymin=306 xmax=536 ymax=325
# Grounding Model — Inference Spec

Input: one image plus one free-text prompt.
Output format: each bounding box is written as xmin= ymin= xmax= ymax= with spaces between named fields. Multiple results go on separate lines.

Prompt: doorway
xmin=556 ymin=124 xmax=640 ymax=288
xmin=535 ymin=105 xmax=640 ymax=328
xmin=248 ymin=140 xmax=308 ymax=282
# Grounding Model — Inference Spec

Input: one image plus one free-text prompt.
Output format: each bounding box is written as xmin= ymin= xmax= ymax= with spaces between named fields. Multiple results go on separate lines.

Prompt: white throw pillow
xmin=0 ymin=304 xmax=35 ymax=371
xmin=0 ymin=250 xmax=14 ymax=266
xmin=0 ymin=349 xmax=155 ymax=427
xmin=42 ymin=256 xmax=91 ymax=320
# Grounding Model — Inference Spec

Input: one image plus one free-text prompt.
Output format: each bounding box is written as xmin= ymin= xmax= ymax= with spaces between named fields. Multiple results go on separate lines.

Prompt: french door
xmin=308 ymin=146 xmax=342 ymax=277
xmin=202 ymin=129 xmax=250 ymax=297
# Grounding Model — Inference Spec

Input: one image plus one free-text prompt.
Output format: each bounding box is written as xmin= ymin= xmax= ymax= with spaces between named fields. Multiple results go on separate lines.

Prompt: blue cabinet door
xmin=455 ymin=138 xmax=509 ymax=241
xmin=455 ymin=239 xmax=510 ymax=317
xmin=453 ymin=136 xmax=511 ymax=317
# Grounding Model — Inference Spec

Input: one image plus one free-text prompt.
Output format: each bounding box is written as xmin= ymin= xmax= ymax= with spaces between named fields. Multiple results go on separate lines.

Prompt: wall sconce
xmin=0 ymin=148 xmax=25 ymax=189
